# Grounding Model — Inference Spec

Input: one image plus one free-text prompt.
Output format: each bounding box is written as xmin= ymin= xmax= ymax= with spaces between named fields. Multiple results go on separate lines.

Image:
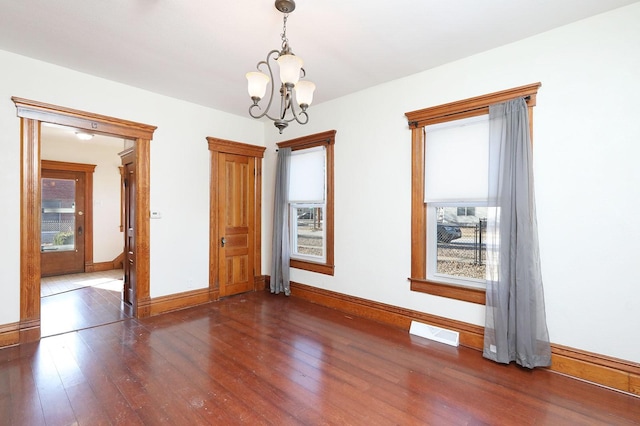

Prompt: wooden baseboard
xmin=288 ymin=280 xmax=640 ymax=397
xmin=254 ymin=275 xmax=266 ymax=291
xmin=289 ymin=281 xmax=485 ymax=348
xmin=112 ymin=252 xmax=125 ymax=269
xmin=142 ymin=275 xmax=266 ymax=318
xmin=19 ymin=319 xmax=41 ymax=344
xmin=0 ymin=322 xmax=20 ymax=348
xmin=550 ymin=344 xmax=640 ymax=396
xmin=145 ymin=287 xmax=216 ymax=317
xmin=85 ymin=252 xmax=125 ymax=273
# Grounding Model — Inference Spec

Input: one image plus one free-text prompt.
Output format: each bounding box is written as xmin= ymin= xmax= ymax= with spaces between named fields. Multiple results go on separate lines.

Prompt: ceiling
xmin=41 ymin=123 xmax=128 ymax=147
xmin=1 ymin=0 xmax=637 ymax=119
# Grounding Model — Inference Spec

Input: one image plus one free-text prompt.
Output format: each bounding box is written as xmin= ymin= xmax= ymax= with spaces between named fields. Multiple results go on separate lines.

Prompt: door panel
xmin=218 ymin=153 xmax=255 ymax=297
xmin=121 ymin=151 xmax=136 ymax=306
xmin=41 ymin=170 xmax=85 ymax=276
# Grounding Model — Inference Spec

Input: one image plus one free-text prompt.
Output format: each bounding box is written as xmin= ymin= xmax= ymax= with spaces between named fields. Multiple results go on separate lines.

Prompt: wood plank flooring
xmin=1 ymin=290 xmax=639 ymax=425
xmin=40 ymin=270 xmax=132 ymax=338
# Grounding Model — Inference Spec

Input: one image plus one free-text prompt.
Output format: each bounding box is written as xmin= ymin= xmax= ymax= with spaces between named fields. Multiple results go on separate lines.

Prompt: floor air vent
xmin=409 ymin=321 xmax=459 ymax=347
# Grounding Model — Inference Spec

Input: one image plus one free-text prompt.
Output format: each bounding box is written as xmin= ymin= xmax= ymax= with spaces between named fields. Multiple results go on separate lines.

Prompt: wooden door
xmin=41 ymin=169 xmax=86 ymax=276
xmin=218 ymin=153 xmax=256 ymax=297
xmin=121 ymin=150 xmax=136 ymax=306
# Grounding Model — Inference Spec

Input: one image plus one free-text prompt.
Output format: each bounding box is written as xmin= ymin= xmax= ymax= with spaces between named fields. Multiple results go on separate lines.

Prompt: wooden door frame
xmin=12 ymin=97 xmax=157 ymax=343
xmin=41 ymin=160 xmax=96 ymax=275
xmin=207 ymin=137 xmax=266 ymax=299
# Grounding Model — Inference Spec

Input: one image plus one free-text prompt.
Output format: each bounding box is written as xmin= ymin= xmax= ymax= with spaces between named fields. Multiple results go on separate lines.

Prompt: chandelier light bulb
xmin=295 ymin=80 xmax=316 ymax=108
xmin=246 ymin=71 xmax=270 ymax=101
xmin=277 ymin=54 xmax=303 ymax=85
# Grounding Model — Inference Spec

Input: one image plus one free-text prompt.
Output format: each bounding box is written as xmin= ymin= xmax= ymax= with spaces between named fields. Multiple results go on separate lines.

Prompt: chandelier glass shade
xmin=246 ymin=0 xmax=315 ymax=133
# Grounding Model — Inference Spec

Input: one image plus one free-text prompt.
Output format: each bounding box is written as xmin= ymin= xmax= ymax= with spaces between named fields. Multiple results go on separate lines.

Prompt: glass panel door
xmin=41 ymin=178 xmax=76 ymax=252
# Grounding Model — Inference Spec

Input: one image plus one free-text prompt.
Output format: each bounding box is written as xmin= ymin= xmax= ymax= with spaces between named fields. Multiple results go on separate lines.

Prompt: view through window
xmin=292 ymin=205 xmax=325 ymax=258
xmin=434 ymin=206 xmax=486 ymax=282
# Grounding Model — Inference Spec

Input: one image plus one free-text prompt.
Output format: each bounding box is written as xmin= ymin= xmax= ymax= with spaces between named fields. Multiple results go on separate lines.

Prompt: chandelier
xmin=246 ymin=0 xmax=316 ymax=133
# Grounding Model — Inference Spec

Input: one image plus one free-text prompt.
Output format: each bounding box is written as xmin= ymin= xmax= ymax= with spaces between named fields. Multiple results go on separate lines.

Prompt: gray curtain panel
xmin=483 ymin=98 xmax=551 ymax=369
xmin=271 ymin=147 xmax=292 ymax=295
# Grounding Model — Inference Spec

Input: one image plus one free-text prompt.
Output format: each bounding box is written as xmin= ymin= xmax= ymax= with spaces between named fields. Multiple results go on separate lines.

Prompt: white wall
xmin=41 ymin=134 xmax=125 ymax=263
xmin=0 ymin=49 xmax=264 ymax=326
xmin=262 ymin=4 xmax=640 ymax=362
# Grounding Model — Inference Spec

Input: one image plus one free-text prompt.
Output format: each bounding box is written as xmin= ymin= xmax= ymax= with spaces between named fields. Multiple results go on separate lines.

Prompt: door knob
xmin=221 ymin=237 xmax=226 ymax=247
xmin=78 ymin=226 xmax=83 ymax=236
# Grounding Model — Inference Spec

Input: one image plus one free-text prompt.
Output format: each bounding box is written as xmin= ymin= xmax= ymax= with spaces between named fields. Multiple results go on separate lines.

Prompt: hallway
xmin=41 ymin=269 xmax=132 ymax=337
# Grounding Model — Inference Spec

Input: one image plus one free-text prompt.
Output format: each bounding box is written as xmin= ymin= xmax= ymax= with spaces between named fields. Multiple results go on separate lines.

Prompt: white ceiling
xmin=1 ymin=0 xmax=637 ymax=118
xmin=41 ymin=123 xmax=127 ymax=147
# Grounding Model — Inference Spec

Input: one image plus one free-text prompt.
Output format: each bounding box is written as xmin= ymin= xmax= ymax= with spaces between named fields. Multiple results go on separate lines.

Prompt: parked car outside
xmin=437 ymin=224 xmax=462 ymax=243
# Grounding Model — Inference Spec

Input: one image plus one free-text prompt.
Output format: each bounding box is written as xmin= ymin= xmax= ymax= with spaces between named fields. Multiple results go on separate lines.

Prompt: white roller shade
xmin=424 ymin=115 xmax=489 ymax=203
xmin=289 ymin=146 xmax=325 ymax=202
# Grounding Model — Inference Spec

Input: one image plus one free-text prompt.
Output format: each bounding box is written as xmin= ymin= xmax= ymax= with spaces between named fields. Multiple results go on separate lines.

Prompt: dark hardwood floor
xmin=1 ymin=290 xmax=638 ymax=425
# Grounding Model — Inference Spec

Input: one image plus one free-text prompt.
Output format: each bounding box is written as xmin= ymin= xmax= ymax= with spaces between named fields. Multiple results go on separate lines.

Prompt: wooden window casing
xmin=404 ymin=83 xmax=540 ymax=304
xmin=277 ymin=130 xmax=336 ymax=276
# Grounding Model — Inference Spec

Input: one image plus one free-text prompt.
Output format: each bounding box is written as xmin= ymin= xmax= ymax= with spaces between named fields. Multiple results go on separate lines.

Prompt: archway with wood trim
xmin=12 ymin=97 xmax=156 ymax=343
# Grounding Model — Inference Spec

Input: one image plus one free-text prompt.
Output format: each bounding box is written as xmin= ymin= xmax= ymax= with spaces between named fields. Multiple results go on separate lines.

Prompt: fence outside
xmin=437 ymin=219 xmax=486 ymax=280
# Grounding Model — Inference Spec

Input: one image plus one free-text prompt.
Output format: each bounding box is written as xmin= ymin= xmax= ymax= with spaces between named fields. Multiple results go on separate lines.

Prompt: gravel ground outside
xmin=437 ymin=247 xmax=485 ymax=279
xmin=297 ymin=236 xmax=323 ymax=256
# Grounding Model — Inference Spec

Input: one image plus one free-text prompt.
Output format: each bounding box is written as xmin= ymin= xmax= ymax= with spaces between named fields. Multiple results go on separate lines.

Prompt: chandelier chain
xmin=281 ymin=14 xmax=289 ymax=50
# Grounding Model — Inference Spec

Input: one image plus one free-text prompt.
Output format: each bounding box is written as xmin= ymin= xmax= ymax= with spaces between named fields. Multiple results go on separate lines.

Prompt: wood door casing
xmin=208 ymin=138 xmax=265 ymax=300
xmin=13 ymin=97 xmax=156 ymax=344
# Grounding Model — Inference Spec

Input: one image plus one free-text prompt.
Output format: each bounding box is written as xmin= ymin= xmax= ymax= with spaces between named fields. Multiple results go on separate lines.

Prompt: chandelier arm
xmin=286 ymin=105 xmax=309 ymax=125
xmin=289 ymin=67 xmax=309 ymax=125
xmin=285 ymin=89 xmax=310 ymax=125
xmin=295 ymin=110 xmax=310 ymax=125
xmin=280 ymin=84 xmax=293 ymax=120
xmin=248 ymin=49 xmax=281 ymax=120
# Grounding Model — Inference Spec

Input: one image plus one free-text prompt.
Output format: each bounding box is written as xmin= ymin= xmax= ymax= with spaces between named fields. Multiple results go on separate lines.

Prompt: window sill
xmin=409 ymin=278 xmax=485 ymax=305
xmin=291 ymin=259 xmax=334 ymax=276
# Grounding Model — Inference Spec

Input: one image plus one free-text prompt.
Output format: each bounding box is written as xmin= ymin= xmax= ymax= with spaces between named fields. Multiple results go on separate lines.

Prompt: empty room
xmin=0 ymin=1 xmax=638 ymax=424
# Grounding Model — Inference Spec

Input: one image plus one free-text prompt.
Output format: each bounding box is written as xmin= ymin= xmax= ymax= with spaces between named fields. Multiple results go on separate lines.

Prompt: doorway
xmin=13 ymin=97 xmax=156 ymax=343
xmin=38 ymin=128 xmax=131 ymax=337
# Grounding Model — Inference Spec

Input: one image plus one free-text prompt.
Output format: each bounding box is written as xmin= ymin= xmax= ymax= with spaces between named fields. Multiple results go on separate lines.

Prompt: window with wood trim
xmin=277 ymin=130 xmax=336 ymax=275
xmin=405 ymin=83 xmax=541 ymax=305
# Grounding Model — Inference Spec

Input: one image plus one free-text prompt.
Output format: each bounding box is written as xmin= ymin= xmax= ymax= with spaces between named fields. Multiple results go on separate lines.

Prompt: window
xmin=405 ymin=83 xmax=540 ymax=304
xmin=424 ymin=115 xmax=489 ymax=289
xmin=277 ymin=130 xmax=335 ymax=275
xmin=457 ymin=207 xmax=475 ymax=216
xmin=289 ymin=146 xmax=326 ymax=262
xmin=41 ymin=178 xmax=77 ymax=252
